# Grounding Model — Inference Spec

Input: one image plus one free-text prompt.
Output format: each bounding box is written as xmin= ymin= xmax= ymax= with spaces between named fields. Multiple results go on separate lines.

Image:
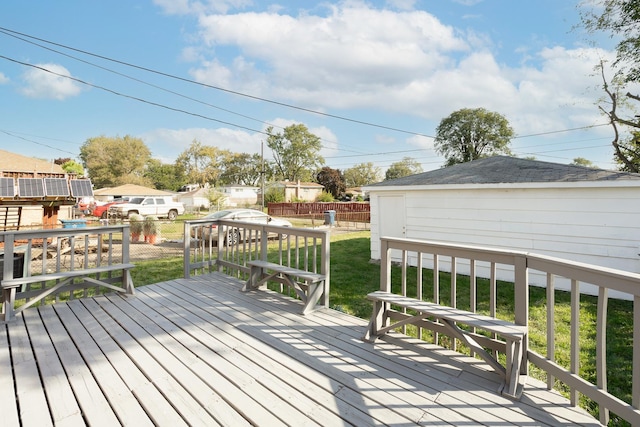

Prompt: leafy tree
xmin=145 ymin=159 xmax=186 ymax=191
xmin=316 ymin=166 xmax=346 ymax=198
xmin=613 ymin=131 xmax=640 ymax=172
xmin=580 ymin=0 xmax=640 ymax=84
xmin=54 ymin=157 xmax=71 ymax=165
xmin=434 ymin=108 xmax=514 ymax=167
xmin=580 ymin=3 xmax=640 ymax=171
xmin=220 ymin=152 xmax=271 ymax=186
xmin=79 ymin=135 xmax=152 ymax=188
xmin=384 ymin=157 xmax=423 ymax=181
xmin=61 ymin=160 xmax=84 ymax=175
xmin=175 ymin=140 xmax=232 ymax=186
xmin=344 ymin=162 xmax=382 ymax=187
xmin=594 ymin=61 xmax=640 ymax=172
xmin=571 ymin=157 xmax=597 ymax=168
xmin=266 ymin=124 xmax=324 ymax=181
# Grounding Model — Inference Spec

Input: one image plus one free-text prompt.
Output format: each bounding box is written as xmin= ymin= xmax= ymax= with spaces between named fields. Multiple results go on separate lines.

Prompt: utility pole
xmin=261 ymin=140 xmax=265 ymax=211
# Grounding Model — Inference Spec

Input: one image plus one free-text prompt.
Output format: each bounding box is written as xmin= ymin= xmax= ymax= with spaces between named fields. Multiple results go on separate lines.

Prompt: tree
xmin=571 ymin=157 xmax=597 ymax=168
xmin=79 ymin=135 xmax=152 ymax=188
xmin=580 ymin=3 xmax=640 ymax=171
xmin=144 ymin=159 xmax=186 ymax=191
xmin=61 ymin=160 xmax=84 ymax=175
xmin=316 ymin=166 xmax=346 ymax=198
xmin=434 ymin=108 xmax=514 ymax=167
xmin=580 ymin=0 xmax=640 ymax=84
xmin=175 ymin=140 xmax=232 ymax=186
xmin=219 ymin=152 xmax=271 ymax=186
xmin=266 ymin=124 xmax=324 ymax=181
xmin=384 ymin=157 xmax=423 ymax=181
xmin=344 ymin=162 xmax=382 ymax=187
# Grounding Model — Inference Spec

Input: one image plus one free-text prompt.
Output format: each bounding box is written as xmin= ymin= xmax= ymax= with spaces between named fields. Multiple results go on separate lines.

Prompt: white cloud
xmin=0 ymin=72 xmax=9 ymax=84
xmin=162 ymin=1 xmax=618 ymax=159
xmin=19 ymin=63 xmax=82 ymax=100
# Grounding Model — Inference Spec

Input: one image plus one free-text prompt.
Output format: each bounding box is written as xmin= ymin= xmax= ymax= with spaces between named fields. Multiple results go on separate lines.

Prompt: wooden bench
xmin=2 ymin=263 xmax=135 ymax=321
xmin=242 ymin=260 xmax=327 ymax=315
xmin=363 ymin=291 xmax=527 ymax=399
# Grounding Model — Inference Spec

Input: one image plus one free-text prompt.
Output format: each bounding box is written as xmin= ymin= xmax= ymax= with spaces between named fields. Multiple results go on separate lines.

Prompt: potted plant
xmin=129 ymin=214 xmax=144 ymax=242
xmin=143 ymin=215 xmax=160 ymax=244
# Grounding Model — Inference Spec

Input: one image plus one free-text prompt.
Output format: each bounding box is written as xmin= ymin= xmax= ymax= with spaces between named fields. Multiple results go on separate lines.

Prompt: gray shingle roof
xmin=368 ymin=156 xmax=640 ymax=187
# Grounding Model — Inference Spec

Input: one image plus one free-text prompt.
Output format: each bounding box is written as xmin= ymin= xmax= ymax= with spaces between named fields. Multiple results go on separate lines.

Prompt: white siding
xmin=369 ymin=185 xmax=640 ymax=299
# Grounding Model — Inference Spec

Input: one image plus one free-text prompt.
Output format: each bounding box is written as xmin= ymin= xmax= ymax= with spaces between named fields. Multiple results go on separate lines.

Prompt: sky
xmin=0 ymin=0 xmax=627 ymax=175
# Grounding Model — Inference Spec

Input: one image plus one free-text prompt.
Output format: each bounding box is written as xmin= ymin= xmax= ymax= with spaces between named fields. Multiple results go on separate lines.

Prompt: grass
xmin=130 ymin=230 xmax=632 ymax=425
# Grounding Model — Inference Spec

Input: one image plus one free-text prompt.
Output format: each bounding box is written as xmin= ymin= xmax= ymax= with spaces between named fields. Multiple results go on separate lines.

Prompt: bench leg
xmin=363 ymin=299 xmax=386 ymax=342
xmin=1 ymin=288 xmax=16 ymax=322
xmin=300 ymin=280 xmax=325 ymax=315
xmin=503 ymin=337 xmax=526 ymax=399
xmin=242 ymin=265 xmax=267 ymax=292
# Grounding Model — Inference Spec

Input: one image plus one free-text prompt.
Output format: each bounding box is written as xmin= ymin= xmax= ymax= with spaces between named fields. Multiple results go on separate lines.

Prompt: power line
xmin=0 ymin=26 xmax=437 ymax=139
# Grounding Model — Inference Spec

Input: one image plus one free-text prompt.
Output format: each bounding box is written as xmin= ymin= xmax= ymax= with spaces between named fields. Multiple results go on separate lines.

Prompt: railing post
xmin=320 ymin=230 xmax=330 ymax=309
xmin=380 ymin=238 xmax=391 ymax=292
xmin=2 ymin=232 xmax=15 ymax=322
xmin=183 ymin=221 xmax=191 ymax=278
xmin=514 ymin=254 xmax=528 ymax=375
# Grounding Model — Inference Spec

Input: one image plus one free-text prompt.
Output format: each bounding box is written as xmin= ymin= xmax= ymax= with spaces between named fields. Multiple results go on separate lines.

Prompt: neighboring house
xmin=364 ymin=156 xmax=640 ymax=299
xmin=220 ymin=185 xmax=259 ymax=207
xmin=176 ymin=185 xmax=260 ymax=211
xmin=269 ymin=180 xmax=324 ymax=202
xmin=0 ymin=149 xmax=92 ymax=229
xmin=93 ymin=184 xmax=175 ymax=202
xmin=177 ymin=187 xmax=213 ymax=211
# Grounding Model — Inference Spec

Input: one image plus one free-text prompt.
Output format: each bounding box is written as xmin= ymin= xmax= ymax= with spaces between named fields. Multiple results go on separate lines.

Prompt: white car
xmin=191 ymin=209 xmax=292 ymax=245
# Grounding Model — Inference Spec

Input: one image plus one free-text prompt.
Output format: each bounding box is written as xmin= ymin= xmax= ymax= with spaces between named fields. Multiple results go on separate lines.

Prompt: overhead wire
xmin=0 ymin=26 xmax=618 ymax=166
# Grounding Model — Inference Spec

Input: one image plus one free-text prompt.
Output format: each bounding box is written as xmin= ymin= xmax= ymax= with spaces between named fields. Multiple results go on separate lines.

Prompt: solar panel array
xmin=0 ymin=177 xmax=15 ymax=197
xmin=69 ymin=179 xmax=94 ymax=197
xmin=17 ymin=178 xmax=45 ymax=198
xmin=44 ymin=178 xmax=70 ymax=197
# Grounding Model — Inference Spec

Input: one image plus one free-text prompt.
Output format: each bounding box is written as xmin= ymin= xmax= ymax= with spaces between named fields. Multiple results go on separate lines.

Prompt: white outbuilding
xmin=364 ymin=156 xmax=640 ymax=299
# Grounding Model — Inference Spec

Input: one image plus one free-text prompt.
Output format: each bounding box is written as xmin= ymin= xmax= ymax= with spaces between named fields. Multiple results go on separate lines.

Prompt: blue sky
xmin=0 ymin=0 xmax=624 ymax=174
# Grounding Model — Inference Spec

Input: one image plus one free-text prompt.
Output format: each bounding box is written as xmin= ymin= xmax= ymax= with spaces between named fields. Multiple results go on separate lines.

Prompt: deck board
xmin=2 ymin=272 xmax=603 ymax=426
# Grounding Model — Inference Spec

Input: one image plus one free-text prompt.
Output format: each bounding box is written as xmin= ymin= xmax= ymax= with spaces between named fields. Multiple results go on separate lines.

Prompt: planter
xmin=145 ymin=234 xmax=158 ymax=244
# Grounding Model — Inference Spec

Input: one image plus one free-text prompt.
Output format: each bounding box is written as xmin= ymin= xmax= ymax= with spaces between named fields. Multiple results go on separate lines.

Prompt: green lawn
xmin=131 ymin=230 xmax=633 ymax=425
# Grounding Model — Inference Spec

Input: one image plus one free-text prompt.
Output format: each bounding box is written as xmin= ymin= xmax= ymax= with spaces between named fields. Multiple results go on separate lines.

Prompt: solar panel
xmin=44 ymin=178 xmax=70 ymax=197
xmin=17 ymin=178 xmax=45 ymax=198
xmin=69 ymin=179 xmax=94 ymax=197
xmin=0 ymin=178 xmax=15 ymax=197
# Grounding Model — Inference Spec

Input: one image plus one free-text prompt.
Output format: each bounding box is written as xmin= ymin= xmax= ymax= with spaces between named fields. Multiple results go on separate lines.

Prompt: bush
xmin=264 ymin=187 xmax=285 ymax=203
xmin=316 ymin=191 xmax=334 ymax=202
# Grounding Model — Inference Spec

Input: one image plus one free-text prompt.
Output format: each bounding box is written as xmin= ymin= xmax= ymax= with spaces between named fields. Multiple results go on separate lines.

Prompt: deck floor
xmin=1 ymin=272 xmax=602 ymax=426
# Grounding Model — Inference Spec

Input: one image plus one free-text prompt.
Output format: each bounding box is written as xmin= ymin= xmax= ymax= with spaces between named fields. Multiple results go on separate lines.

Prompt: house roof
xmin=367 ymin=156 xmax=640 ymax=187
xmin=0 ymin=149 xmax=65 ymax=174
xmin=93 ymin=184 xmax=173 ymax=197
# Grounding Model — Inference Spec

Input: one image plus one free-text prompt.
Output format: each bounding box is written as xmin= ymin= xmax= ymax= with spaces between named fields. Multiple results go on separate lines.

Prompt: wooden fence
xmin=267 ymin=202 xmax=370 ymax=223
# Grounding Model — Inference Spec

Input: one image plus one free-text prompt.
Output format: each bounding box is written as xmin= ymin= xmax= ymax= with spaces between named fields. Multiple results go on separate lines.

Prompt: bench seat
xmin=242 ymin=260 xmax=327 ymax=315
xmin=363 ymin=291 xmax=527 ymax=399
xmin=2 ymin=263 xmax=135 ymax=321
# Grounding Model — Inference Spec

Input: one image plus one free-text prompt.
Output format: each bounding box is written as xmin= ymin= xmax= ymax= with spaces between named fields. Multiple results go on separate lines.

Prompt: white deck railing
xmin=183 ymin=219 xmax=330 ymax=298
xmin=379 ymin=236 xmax=640 ymax=426
xmin=0 ymin=225 xmax=134 ymax=322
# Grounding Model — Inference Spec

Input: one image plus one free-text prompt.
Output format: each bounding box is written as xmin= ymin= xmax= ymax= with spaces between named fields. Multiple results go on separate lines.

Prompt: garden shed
xmin=364 ymin=156 xmax=640 ymax=299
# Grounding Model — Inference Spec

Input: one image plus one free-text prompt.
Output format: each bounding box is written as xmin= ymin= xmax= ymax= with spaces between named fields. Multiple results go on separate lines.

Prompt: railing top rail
xmin=0 ymin=224 xmax=128 ymax=238
xmin=381 ymin=236 xmax=528 ymax=265
xmin=381 ymin=235 xmax=640 ymax=297
xmin=185 ymin=218 xmax=330 ymax=239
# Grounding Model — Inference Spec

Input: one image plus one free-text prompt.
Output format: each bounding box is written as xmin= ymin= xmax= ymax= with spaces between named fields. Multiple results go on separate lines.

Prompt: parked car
xmin=191 ymin=209 xmax=292 ymax=245
xmin=90 ymin=200 xmax=125 ymax=219
xmin=109 ymin=197 xmax=185 ymax=220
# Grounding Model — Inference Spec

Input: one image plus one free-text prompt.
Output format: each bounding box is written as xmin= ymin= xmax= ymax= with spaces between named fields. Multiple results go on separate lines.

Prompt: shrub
xmin=316 ymin=191 xmax=334 ymax=202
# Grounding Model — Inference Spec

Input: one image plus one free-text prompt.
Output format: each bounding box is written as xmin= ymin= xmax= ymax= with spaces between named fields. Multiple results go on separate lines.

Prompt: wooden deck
xmin=1 ymin=272 xmax=602 ymax=426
